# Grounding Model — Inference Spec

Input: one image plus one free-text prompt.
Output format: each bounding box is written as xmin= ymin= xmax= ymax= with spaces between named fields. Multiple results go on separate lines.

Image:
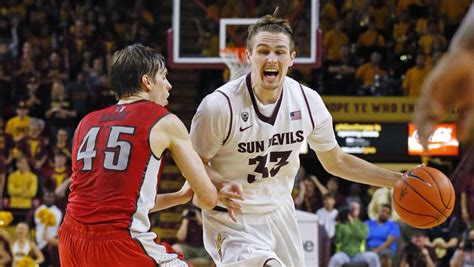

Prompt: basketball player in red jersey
xmin=58 ymin=44 xmax=218 ymax=267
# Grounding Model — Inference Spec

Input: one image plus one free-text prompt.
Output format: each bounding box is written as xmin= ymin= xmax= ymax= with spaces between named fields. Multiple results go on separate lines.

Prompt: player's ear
xmin=141 ymin=74 xmax=152 ymax=91
xmin=245 ymin=49 xmax=251 ymax=63
xmin=289 ymin=50 xmax=296 ymax=67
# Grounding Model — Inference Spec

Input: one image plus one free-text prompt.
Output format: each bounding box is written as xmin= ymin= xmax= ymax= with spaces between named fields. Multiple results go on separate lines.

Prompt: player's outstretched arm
xmin=316 ymin=145 xmax=401 ymax=188
xmin=150 ymin=114 xmax=218 ymax=210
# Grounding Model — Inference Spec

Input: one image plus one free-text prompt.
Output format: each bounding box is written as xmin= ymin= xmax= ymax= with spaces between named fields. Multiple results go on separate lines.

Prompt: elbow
xmin=322 ymin=156 xmax=344 ymax=176
xmin=197 ymin=189 xmax=218 ymax=210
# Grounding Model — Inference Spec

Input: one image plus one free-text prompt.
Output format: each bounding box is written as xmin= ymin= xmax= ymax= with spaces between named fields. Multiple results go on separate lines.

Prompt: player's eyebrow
xmin=256 ymin=44 xmax=288 ymax=49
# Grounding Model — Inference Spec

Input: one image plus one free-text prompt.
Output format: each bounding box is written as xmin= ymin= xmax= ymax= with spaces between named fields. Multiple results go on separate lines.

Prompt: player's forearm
xmin=150 ymin=192 xmax=190 ymax=213
xmin=340 ymin=155 xmax=401 ymax=188
xmin=203 ymin=164 xmax=226 ymax=191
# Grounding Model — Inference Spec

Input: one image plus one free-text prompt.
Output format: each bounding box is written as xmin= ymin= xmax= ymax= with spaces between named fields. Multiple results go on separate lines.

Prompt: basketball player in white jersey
xmin=191 ymin=14 xmax=401 ymax=267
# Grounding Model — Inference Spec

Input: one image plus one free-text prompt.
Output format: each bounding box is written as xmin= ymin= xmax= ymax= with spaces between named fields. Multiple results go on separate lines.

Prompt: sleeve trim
xmin=216 ymin=90 xmax=233 ymax=145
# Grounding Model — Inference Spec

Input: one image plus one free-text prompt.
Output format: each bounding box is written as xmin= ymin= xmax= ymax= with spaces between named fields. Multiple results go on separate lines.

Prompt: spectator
xmin=325 ymin=44 xmax=357 ymax=95
xmin=400 ymin=230 xmax=437 ymax=267
xmin=418 ymin=21 xmax=447 ymax=56
xmin=323 ymin=20 xmax=349 ymax=62
xmin=49 ymin=128 xmax=71 ymax=162
xmin=7 ymin=155 xmax=38 ymax=222
xmin=357 ymin=18 xmax=385 ymax=60
xmin=43 ymin=151 xmax=70 ymax=192
xmin=368 ymin=0 xmax=391 ymax=35
xmin=17 ymin=118 xmax=48 ymax=171
xmin=44 ymin=80 xmax=76 ymax=141
xmin=450 ymin=228 xmax=474 ymax=267
xmin=316 ymin=193 xmax=338 ymax=239
xmin=172 ymin=206 xmax=211 ymax=267
xmin=5 ymin=101 xmax=31 ymax=143
xmin=43 ymin=51 xmax=68 ymax=83
xmin=312 ymin=176 xmax=346 ymax=209
xmin=368 ymin=186 xmax=399 ymax=221
xmin=393 ymin=11 xmax=413 ymax=56
xmin=294 ymin=175 xmax=321 ymax=213
xmin=345 ymin=183 xmax=364 ymax=207
xmin=11 ymin=222 xmax=44 ymax=266
xmin=365 ymin=204 xmax=400 ymax=267
xmin=403 ymin=53 xmax=429 ymax=97
xmin=66 ymin=71 xmax=93 ymax=120
xmin=23 ymin=76 xmax=46 ymax=118
xmin=329 ymin=206 xmax=381 ymax=267
xmin=33 ymin=191 xmax=62 ymax=267
xmin=426 ymin=216 xmax=459 ymax=267
xmin=320 ymin=0 xmax=339 ymax=32
xmin=396 ymin=0 xmax=419 ymax=16
xmin=0 ymin=117 xmax=14 ymax=187
xmin=355 ymin=52 xmax=386 ymax=95
xmin=415 ymin=7 xmax=444 ymax=38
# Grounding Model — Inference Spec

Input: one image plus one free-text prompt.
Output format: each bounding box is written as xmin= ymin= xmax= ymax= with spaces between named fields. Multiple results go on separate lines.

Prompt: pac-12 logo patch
xmin=241 ymin=111 xmax=249 ymax=122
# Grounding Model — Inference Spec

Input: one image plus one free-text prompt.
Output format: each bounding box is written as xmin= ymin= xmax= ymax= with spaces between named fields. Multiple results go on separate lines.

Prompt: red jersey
xmin=68 ymin=100 xmax=169 ymax=232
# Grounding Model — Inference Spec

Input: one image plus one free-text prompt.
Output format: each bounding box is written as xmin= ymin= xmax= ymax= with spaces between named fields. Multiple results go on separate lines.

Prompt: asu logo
xmin=216 ymin=233 xmax=225 ymax=260
xmin=241 ymin=112 xmax=249 ymax=122
xmin=399 ymin=186 xmax=408 ymax=202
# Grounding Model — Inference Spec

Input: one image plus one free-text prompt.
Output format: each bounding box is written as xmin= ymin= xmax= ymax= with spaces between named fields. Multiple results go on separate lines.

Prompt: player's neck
xmin=252 ymin=86 xmax=282 ymax=105
xmin=117 ymin=93 xmax=149 ymax=104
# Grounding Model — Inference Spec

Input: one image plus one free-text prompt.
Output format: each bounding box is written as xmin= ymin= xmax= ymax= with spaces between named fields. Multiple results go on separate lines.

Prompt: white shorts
xmin=202 ymin=200 xmax=304 ymax=267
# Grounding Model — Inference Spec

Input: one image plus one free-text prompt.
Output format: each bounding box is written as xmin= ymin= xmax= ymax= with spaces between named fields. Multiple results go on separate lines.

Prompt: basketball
xmin=393 ymin=166 xmax=455 ymax=229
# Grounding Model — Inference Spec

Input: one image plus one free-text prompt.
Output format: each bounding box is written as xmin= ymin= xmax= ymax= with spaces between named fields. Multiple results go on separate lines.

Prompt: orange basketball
xmin=393 ymin=166 xmax=455 ymax=229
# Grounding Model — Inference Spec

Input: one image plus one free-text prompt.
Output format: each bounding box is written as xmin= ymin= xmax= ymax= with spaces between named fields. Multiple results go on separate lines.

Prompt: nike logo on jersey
xmin=239 ymin=125 xmax=253 ymax=132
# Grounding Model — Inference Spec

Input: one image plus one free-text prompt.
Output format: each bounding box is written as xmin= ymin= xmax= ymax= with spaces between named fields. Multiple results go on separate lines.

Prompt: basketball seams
xmin=393 ymin=197 xmax=440 ymax=228
xmin=419 ymin=168 xmax=451 ymax=209
xmin=400 ymin=176 xmax=446 ymax=216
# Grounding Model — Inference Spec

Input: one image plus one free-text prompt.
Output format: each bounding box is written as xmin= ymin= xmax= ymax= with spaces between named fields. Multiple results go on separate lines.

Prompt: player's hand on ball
xmin=219 ymin=181 xmax=244 ymax=222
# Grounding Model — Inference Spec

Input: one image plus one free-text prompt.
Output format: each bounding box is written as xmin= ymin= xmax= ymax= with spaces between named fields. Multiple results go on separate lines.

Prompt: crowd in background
xmin=0 ymin=0 xmax=473 ymax=266
xmin=192 ymin=0 xmax=470 ymax=97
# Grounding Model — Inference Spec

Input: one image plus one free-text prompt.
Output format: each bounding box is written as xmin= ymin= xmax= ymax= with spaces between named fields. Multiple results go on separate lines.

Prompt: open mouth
xmin=263 ymin=68 xmax=279 ymax=78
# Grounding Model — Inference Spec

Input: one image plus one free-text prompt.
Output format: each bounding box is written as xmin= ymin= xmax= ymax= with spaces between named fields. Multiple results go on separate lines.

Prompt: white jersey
xmin=191 ymin=74 xmax=337 ymax=213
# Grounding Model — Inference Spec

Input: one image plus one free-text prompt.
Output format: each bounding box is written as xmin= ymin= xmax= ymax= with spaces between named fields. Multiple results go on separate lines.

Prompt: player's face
xmin=149 ymin=68 xmax=172 ymax=106
xmin=247 ymin=31 xmax=296 ymax=91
